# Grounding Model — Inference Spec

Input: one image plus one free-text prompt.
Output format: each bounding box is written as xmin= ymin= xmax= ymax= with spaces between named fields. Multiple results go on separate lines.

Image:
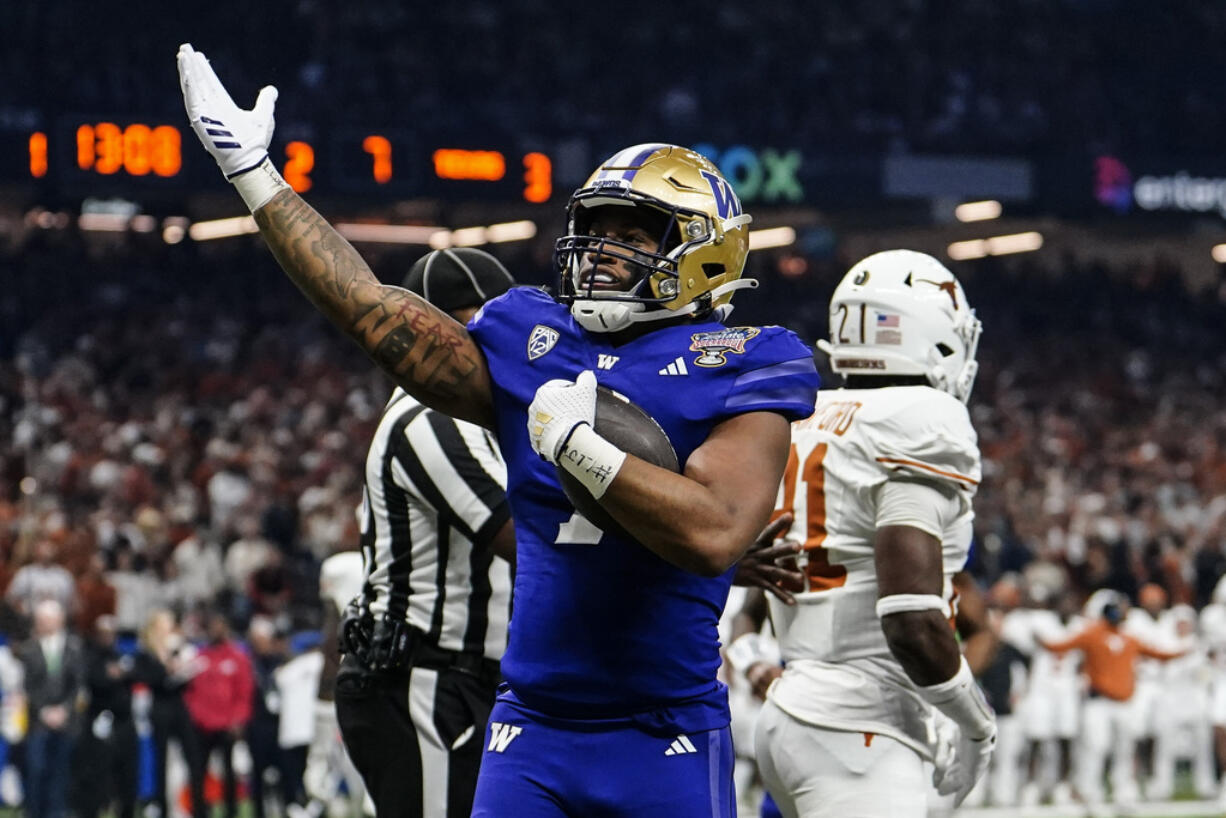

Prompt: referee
xmin=336 ymin=248 xmax=517 ymax=818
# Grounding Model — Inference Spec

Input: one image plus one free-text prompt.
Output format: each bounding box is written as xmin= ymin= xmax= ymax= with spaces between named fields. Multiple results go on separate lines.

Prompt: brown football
xmin=557 ymin=386 xmax=679 ymax=539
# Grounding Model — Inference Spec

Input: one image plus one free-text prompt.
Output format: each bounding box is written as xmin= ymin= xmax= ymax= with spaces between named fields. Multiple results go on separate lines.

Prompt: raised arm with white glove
xmin=176 ymin=43 xmax=289 ymax=212
xmin=174 ymin=43 xmax=496 ymax=428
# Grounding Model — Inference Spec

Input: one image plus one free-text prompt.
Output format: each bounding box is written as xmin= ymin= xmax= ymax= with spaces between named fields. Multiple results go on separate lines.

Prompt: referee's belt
xmin=340 ymin=612 xmax=499 ymax=680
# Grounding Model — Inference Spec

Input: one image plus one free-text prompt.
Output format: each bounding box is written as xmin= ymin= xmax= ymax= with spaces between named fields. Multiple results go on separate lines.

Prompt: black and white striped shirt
xmin=356 ymin=389 xmax=512 ymax=661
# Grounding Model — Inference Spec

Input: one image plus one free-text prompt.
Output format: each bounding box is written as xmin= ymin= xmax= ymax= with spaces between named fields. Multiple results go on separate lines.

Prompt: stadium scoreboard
xmin=3 ymin=118 xmax=554 ymax=203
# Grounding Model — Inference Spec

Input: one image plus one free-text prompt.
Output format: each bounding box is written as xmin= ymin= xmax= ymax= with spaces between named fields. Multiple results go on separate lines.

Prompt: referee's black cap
xmin=402 ymin=248 xmax=516 ymax=312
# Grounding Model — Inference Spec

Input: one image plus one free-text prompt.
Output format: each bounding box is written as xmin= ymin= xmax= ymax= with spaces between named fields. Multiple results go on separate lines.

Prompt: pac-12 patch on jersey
xmin=689 ymin=327 xmax=760 ymax=367
xmin=527 ymin=325 xmax=559 ymax=360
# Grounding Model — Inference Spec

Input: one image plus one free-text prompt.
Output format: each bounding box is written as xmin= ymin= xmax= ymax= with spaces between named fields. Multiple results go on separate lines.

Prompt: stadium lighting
xmin=188 ymin=216 xmax=259 ymax=242
xmin=986 ymin=231 xmax=1043 ymax=255
xmin=748 ymin=226 xmax=797 ymax=250
xmin=485 ymin=220 xmax=538 ymax=243
xmin=332 ymin=220 xmax=537 ymax=248
xmin=1212 ymin=244 xmax=1226 ymax=263
xmin=954 ymin=200 xmax=1003 ymax=222
xmin=336 ymin=223 xmax=445 ymax=245
xmin=947 ymin=239 xmax=988 ymax=261
xmin=948 ymin=231 xmax=1043 ymax=261
xmin=162 ymin=217 xmax=189 ymax=245
xmin=428 ymin=221 xmax=541 ymax=249
xmin=78 ymin=213 xmax=130 ymax=232
xmin=449 ymin=227 xmax=488 ymax=247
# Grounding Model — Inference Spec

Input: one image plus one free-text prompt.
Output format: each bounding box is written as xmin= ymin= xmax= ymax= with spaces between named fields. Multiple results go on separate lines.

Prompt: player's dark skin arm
xmin=252 ymin=190 xmax=496 ymax=428
xmin=489 ymin=518 xmax=516 ymax=575
xmin=596 ymin=411 xmax=791 ymax=576
xmin=876 ymin=524 xmax=962 ymax=686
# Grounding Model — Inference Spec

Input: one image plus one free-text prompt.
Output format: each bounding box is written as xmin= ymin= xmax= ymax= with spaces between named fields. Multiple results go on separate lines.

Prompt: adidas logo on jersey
xmin=658 ymin=357 xmax=689 ymax=376
xmin=664 ymin=734 xmax=698 ymax=756
xmin=487 ymin=722 xmax=522 ymax=753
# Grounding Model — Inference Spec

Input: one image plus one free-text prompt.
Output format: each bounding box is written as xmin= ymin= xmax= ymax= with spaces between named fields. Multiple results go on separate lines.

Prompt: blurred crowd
xmin=0 ymin=231 xmax=1225 ymax=812
xmin=4 ymin=0 xmax=1226 ymax=155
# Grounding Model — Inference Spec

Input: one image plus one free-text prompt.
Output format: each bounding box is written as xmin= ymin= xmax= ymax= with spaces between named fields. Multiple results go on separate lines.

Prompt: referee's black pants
xmin=335 ymin=653 xmax=499 ymax=818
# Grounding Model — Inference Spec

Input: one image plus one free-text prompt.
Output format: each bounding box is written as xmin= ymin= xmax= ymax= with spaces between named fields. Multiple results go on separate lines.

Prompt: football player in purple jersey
xmin=178 ymin=44 xmax=818 ymax=817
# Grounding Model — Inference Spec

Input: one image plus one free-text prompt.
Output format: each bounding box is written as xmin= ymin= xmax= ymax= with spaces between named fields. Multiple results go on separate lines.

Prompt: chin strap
xmin=572 ymin=278 xmax=759 ymax=333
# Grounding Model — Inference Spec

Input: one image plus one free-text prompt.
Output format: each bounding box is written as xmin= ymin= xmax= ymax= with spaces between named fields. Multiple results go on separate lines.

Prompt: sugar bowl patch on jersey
xmin=690 ymin=327 xmax=760 ymax=367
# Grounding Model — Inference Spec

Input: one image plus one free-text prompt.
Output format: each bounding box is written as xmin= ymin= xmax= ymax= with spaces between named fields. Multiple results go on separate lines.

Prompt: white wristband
xmin=917 ymin=656 xmax=995 ymax=741
xmin=231 ymin=156 xmax=290 ymax=212
xmin=876 ymin=593 xmax=951 ymax=619
xmin=558 ymin=424 xmax=627 ymax=500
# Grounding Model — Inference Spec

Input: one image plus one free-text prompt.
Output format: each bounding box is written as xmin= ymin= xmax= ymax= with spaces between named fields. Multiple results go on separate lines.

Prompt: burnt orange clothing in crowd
xmin=1042 ymin=620 xmax=1180 ymax=701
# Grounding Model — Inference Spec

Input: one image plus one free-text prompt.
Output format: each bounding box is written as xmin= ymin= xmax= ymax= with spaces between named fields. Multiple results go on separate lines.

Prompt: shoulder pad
xmin=865 ymin=388 xmax=980 ymax=493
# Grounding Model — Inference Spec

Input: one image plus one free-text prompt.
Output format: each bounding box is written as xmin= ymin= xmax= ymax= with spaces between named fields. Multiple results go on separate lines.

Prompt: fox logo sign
xmin=699 ymin=169 xmax=743 ymax=220
xmin=487 ymin=722 xmax=522 ymax=753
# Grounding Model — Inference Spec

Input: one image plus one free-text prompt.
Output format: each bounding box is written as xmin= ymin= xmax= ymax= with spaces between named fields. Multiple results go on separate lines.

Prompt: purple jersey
xmin=468 ymin=287 xmax=817 ymax=730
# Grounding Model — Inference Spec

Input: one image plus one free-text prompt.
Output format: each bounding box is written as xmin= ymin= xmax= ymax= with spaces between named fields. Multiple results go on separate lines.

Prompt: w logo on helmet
xmin=699 ymin=170 xmax=743 ymax=220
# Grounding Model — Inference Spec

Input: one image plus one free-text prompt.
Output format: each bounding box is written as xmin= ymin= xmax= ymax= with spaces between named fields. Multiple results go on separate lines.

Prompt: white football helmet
xmin=818 ymin=250 xmax=982 ymax=403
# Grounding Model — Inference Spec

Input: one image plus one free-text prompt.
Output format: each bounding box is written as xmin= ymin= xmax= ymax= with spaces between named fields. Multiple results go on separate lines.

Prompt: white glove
xmin=931 ymin=714 xmax=959 ymax=794
xmin=528 ymin=370 xmax=598 ymax=464
xmin=177 ymin=43 xmax=288 ymax=210
xmin=932 ymin=716 xmax=996 ymax=806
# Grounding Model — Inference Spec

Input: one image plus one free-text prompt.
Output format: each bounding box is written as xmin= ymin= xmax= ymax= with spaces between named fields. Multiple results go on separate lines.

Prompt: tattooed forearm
xmin=252 ymin=190 xmax=495 ymax=427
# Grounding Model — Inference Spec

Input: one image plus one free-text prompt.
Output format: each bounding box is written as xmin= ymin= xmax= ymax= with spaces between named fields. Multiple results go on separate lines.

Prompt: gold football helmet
xmin=555 ymin=144 xmax=756 ymax=333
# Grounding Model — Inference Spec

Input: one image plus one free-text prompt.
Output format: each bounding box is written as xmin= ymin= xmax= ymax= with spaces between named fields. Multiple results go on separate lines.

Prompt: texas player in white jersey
xmin=753 ymin=250 xmax=995 ymax=818
xmin=1149 ymin=604 xmax=1215 ymax=800
xmin=1202 ymin=575 xmax=1226 ymax=798
xmin=1011 ymin=595 xmax=1083 ymax=805
xmin=308 ymin=551 xmax=371 ymax=816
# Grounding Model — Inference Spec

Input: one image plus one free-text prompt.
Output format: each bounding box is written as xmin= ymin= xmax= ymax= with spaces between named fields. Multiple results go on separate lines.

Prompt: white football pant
xmin=755 ymin=699 xmax=928 ymax=818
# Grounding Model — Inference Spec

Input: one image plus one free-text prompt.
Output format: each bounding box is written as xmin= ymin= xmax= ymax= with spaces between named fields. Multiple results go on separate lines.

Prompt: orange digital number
xmin=29 ymin=132 xmax=47 ymax=178
xmin=123 ymin=124 xmax=152 ymax=175
xmin=780 ymin=442 xmax=847 ymax=592
xmin=283 ymin=141 xmax=315 ymax=193
xmin=522 ymin=152 xmax=552 ymax=203
xmin=150 ymin=126 xmax=182 ymax=177
xmin=363 ymin=135 xmax=392 ymax=184
xmin=433 ymin=149 xmax=505 ymax=181
xmin=77 ymin=125 xmax=95 ymax=170
xmin=76 ymin=123 xmax=182 ymax=177
xmin=94 ymin=122 xmax=124 ymax=175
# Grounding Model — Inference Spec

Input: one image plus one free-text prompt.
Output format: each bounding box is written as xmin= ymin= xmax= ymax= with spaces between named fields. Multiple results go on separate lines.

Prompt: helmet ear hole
xmin=701 ymin=263 xmax=726 ymax=278
xmin=936 ymin=343 xmax=955 ymax=358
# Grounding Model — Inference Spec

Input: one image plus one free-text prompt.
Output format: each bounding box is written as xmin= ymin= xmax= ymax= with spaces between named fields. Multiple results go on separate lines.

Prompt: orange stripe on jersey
xmin=805 ymin=443 xmax=829 ymax=548
xmin=772 ymin=444 xmax=800 ymax=524
xmin=803 ymin=442 xmax=847 ymax=592
xmin=875 ymin=457 xmax=979 ymax=486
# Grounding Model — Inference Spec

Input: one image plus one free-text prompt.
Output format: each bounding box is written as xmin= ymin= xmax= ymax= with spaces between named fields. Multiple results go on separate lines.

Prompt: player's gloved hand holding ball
xmin=176 ymin=43 xmax=289 ymax=211
xmin=528 ymin=371 xmax=627 ymax=500
xmin=528 ymin=370 xmax=599 ymax=463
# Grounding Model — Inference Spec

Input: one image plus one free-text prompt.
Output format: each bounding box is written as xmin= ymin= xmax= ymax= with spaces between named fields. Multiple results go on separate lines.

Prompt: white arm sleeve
xmin=874 ymin=478 xmax=961 ymax=541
